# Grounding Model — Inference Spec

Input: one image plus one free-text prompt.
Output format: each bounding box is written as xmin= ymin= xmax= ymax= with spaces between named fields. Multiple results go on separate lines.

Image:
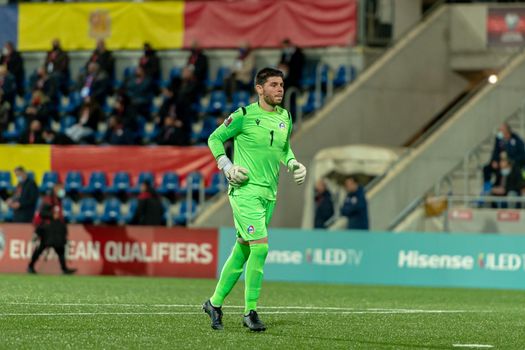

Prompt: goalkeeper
xmin=203 ymin=67 xmax=306 ymax=332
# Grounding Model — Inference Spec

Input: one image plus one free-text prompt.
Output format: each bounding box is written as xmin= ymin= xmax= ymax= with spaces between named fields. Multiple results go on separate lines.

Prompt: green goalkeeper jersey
xmin=208 ymin=102 xmax=296 ymax=200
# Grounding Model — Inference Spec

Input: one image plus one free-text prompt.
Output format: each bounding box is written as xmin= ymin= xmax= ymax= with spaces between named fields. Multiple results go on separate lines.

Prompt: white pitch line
xmin=452 ymin=344 xmax=494 ymax=349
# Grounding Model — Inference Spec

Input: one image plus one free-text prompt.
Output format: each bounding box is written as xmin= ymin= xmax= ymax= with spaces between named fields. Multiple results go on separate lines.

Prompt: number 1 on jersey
xmin=270 ymin=130 xmax=274 ymax=146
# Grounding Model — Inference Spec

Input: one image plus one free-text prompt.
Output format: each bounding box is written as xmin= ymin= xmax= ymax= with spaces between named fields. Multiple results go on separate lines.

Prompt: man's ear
xmin=255 ymin=84 xmax=263 ymax=95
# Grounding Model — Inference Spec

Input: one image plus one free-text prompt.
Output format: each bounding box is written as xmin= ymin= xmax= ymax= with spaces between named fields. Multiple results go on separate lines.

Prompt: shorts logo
xmin=247 ymin=225 xmax=255 ymax=234
xmin=224 ymin=115 xmax=233 ymax=127
xmin=279 ymin=122 xmax=285 ymax=129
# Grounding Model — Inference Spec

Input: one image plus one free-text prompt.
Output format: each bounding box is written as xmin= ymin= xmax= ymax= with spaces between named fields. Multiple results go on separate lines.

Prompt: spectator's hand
xmin=174 ymin=120 xmax=183 ymax=128
xmin=491 ymin=186 xmax=505 ymax=195
xmin=491 ymin=161 xmax=498 ymax=169
xmin=26 ymin=106 xmax=37 ymax=115
xmin=9 ymin=201 xmax=20 ymax=209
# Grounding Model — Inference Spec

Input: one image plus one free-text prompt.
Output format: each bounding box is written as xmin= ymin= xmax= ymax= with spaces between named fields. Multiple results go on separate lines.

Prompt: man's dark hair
xmin=14 ymin=166 xmax=25 ymax=173
xmin=255 ymin=67 xmax=284 ymax=87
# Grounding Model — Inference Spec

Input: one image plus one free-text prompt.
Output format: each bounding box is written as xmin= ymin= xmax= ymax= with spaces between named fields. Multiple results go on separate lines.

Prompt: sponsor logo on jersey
xmin=224 ymin=115 xmax=233 ymax=127
xmin=247 ymin=225 xmax=255 ymax=235
xmin=279 ymin=122 xmax=285 ymax=129
xmin=256 ymin=119 xmax=261 ymax=126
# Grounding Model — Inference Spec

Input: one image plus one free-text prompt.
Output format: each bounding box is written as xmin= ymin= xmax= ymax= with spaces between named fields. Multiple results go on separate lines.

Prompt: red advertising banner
xmin=184 ymin=0 xmax=357 ymax=48
xmin=0 ymin=224 xmax=218 ymax=278
xmin=487 ymin=8 xmax=525 ymax=47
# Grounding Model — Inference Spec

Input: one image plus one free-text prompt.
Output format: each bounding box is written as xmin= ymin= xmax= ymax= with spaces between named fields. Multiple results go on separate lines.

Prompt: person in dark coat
xmin=279 ymin=38 xmax=305 ymax=90
xmin=1 ymin=41 xmax=25 ymax=97
xmin=7 ymin=166 xmax=39 ymax=223
xmin=45 ymin=39 xmax=70 ymax=95
xmin=19 ymin=119 xmax=45 ymax=145
xmin=490 ymin=158 xmax=524 ymax=198
xmin=124 ymin=66 xmax=153 ymax=119
xmin=77 ymin=62 xmax=111 ymax=107
xmin=28 ymin=183 xmax=76 ymax=274
xmin=186 ymin=40 xmax=208 ymax=96
xmin=86 ymin=39 xmax=115 ymax=80
xmin=103 ymin=116 xmax=135 ymax=145
xmin=139 ymin=42 xmax=161 ymax=94
xmin=132 ymin=181 xmax=164 ymax=226
xmin=314 ymin=179 xmax=334 ymax=229
xmin=340 ymin=176 xmax=369 ymax=230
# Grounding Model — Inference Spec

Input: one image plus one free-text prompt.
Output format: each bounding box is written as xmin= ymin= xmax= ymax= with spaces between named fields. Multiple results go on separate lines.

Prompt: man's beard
xmin=263 ymin=94 xmax=280 ymax=107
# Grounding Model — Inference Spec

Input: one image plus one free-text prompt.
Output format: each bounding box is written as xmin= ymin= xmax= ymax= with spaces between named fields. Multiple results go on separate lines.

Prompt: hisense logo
xmin=398 ymin=250 xmax=474 ymax=270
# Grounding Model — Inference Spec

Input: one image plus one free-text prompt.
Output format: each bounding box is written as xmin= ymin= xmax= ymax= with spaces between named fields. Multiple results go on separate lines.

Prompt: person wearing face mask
xmin=138 ymin=42 xmax=161 ymax=94
xmin=490 ymin=158 xmax=524 ymax=207
xmin=225 ymin=42 xmax=255 ymax=102
xmin=28 ymin=183 xmax=77 ymax=275
xmin=45 ymin=39 xmax=70 ymax=95
xmin=0 ymin=41 xmax=25 ymax=98
xmin=482 ymin=123 xmax=525 ymax=193
xmin=279 ymin=38 xmax=304 ymax=91
xmin=6 ymin=166 xmax=39 ymax=223
xmin=124 ymin=66 xmax=154 ymax=120
xmin=186 ymin=40 xmax=208 ymax=96
xmin=86 ymin=39 xmax=114 ymax=80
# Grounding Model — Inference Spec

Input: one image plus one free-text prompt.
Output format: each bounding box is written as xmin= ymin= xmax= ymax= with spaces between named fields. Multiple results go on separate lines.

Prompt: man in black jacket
xmin=7 ymin=166 xmax=39 ymax=222
xmin=0 ymin=41 xmax=25 ymax=97
xmin=314 ymin=179 xmax=334 ymax=229
xmin=279 ymin=38 xmax=305 ymax=90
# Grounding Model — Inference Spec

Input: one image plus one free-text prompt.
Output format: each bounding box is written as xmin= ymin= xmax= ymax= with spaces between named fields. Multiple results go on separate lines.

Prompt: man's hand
xmin=217 ymin=155 xmax=249 ymax=187
xmin=225 ymin=165 xmax=249 ymax=187
xmin=288 ymin=159 xmax=306 ymax=185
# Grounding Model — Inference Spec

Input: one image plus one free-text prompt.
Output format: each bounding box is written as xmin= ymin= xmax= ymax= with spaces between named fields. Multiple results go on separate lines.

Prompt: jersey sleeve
xmin=282 ymin=114 xmax=296 ymax=166
xmin=208 ymin=108 xmax=245 ymax=160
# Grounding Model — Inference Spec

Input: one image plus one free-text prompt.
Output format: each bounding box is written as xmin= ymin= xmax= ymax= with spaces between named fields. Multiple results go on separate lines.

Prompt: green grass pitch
xmin=0 ymin=274 xmax=523 ymax=349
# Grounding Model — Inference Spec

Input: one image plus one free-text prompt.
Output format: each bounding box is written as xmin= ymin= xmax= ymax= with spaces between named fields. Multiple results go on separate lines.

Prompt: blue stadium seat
xmin=196 ymin=117 xmax=217 ymax=144
xmin=107 ymin=171 xmax=131 ymax=194
xmin=60 ymin=115 xmax=77 ymax=133
xmin=166 ymin=66 xmax=182 ymax=86
xmin=158 ymin=172 xmax=180 ymax=195
xmin=3 ymin=205 xmax=14 ymax=222
xmin=231 ymin=90 xmax=251 ymax=111
xmin=205 ymin=172 xmax=228 ymax=196
xmin=75 ymin=197 xmax=98 ymax=223
xmin=333 ymin=65 xmax=357 ymax=88
xmin=173 ymin=200 xmax=198 ymax=226
xmin=178 ymin=172 xmax=203 ymax=196
xmin=0 ymin=171 xmax=13 ymax=192
xmin=64 ymin=171 xmax=84 ymax=194
xmin=101 ymin=198 xmax=122 ymax=224
xmin=130 ymin=171 xmax=155 ymax=194
xmin=82 ymin=172 xmax=108 ymax=194
xmin=302 ymin=92 xmax=325 ymax=115
xmin=40 ymin=171 xmax=59 ymax=193
xmin=209 ymin=66 xmax=230 ymax=89
xmin=124 ymin=198 xmax=138 ymax=224
xmin=62 ymin=197 xmax=74 ymax=223
xmin=206 ymin=91 xmax=228 ymax=115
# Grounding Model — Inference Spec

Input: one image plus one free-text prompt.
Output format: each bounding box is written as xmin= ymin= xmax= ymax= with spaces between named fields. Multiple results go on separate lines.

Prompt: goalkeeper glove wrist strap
xmin=217 ymin=156 xmax=233 ymax=173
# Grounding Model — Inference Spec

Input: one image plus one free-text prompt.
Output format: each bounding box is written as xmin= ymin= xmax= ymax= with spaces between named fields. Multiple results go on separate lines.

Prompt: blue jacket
xmin=314 ymin=190 xmax=334 ymax=229
xmin=490 ymin=133 xmax=525 ymax=166
xmin=340 ymin=186 xmax=369 ymax=230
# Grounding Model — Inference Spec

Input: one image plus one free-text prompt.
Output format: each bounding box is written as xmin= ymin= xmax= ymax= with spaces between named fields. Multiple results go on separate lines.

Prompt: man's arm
xmin=282 ymin=117 xmax=296 ymax=166
xmin=208 ymin=109 xmax=244 ymax=160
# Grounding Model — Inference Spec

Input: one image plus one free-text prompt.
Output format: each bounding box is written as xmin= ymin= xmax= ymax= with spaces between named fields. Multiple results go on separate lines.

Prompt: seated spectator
xmin=225 ymin=42 xmax=255 ymax=101
xmin=19 ymin=119 xmax=44 ymax=144
xmin=1 ymin=41 xmax=25 ymax=97
xmin=24 ymin=90 xmax=56 ymax=127
xmin=490 ymin=158 xmax=524 ymax=206
xmin=155 ymin=115 xmax=178 ymax=145
xmin=6 ymin=166 xmax=39 ymax=223
xmin=0 ymin=89 xmax=11 ymax=134
xmin=29 ymin=66 xmax=59 ymax=115
xmin=279 ymin=38 xmax=305 ymax=90
xmin=111 ymin=91 xmax=139 ymax=133
xmin=314 ymin=178 xmax=334 ymax=229
xmin=340 ymin=176 xmax=369 ymax=230
xmin=42 ymin=128 xmax=74 ymax=145
xmin=124 ymin=66 xmax=153 ymax=119
xmin=86 ymin=39 xmax=114 ymax=80
xmin=186 ymin=40 xmax=208 ymax=96
xmin=103 ymin=116 xmax=134 ymax=145
xmin=65 ymin=98 xmax=103 ymax=144
xmin=45 ymin=39 xmax=70 ymax=95
xmin=132 ymin=181 xmax=164 ymax=226
xmin=77 ymin=62 xmax=110 ymax=107
xmin=0 ymin=64 xmax=16 ymax=113
xmin=139 ymin=42 xmax=161 ymax=93
xmin=483 ymin=122 xmax=525 ymax=192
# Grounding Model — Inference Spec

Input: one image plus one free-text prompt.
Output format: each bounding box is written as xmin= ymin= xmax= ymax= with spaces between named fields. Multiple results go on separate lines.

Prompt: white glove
xmin=217 ymin=156 xmax=249 ymax=187
xmin=288 ymin=159 xmax=306 ymax=185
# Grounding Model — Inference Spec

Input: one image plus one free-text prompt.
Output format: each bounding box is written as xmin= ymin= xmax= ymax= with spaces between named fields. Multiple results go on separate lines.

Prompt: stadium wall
xmin=2 ymin=224 xmax=525 ymax=290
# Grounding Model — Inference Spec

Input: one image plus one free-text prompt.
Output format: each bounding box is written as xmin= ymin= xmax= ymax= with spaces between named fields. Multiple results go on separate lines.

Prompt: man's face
xmin=257 ymin=76 xmax=284 ymax=106
xmin=345 ymin=179 xmax=358 ymax=192
xmin=14 ymin=170 xmax=25 ymax=182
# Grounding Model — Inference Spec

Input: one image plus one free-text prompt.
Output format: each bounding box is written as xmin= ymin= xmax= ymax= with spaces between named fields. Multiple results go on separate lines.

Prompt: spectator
xmin=0 ymin=89 xmax=11 ymax=134
xmin=132 ymin=181 xmax=164 ymax=226
xmin=65 ymin=99 xmax=103 ymax=144
xmin=6 ymin=166 xmax=39 ymax=223
xmin=24 ymin=90 xmax=56 ymax=127
xmin=225 ymin=42 xmax=255 ymax=101
xmin=19 ymin=119 xmax=44 ymax=145
xmin=28 ymin=66 xmax=59 ymax=117
xmin=103 ymin=116 xmax=135 ymax=145
xmin=483 ymin=122 xmax=525 ymax=191
xmin=0 ymin=41 xmax=25 ymax=97
xmin=279 ymin=38 xmax=305 ymax=90
xmin=28 ymin=183 xmax=76 ymax=275
xmin=186 ymin=40 xmax=208 ymax=96
xmin=139 ymin=42 xmax=161 ymax=93
xmin=45 ymin=39 xmax=70 ymax=95
xmin=0 ymin=64 xmax=17 ymax=114
xmin=111 ymin=92 xmax=139 ymax=133
xmin=155 ymin=115 xmax=178 ymax=145
xmin=340 ymin=176 xmax=369 ymax=230
xmin=490 ymin=158 xmax=524 ymax=199
xmin=77 ymin=61 xmax=110 ymax=107
xmin=86 ymin=39 xmax=114 ymax=80
xmin=124 ymin=66 xmax=153 ymax=119
xmin=42 ymin=128 xmax=74 ymax=145
xmin=314 ymin=178 xmax=334 ymax=229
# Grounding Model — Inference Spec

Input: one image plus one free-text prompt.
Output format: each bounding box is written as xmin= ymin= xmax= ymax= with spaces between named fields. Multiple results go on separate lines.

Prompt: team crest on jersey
xmin=247 ymin=225 xmax=255 ymax=234
xmin=279 ymin=122 xmax=285 ymax=129
xmin=224 ymin=115 xmax=233 ymax=127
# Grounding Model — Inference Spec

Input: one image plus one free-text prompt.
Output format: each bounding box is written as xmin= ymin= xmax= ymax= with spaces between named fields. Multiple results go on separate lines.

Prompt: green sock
xmin=210 ymin=241 xmax=250 ymax=307
xmin=244 ymin=243 xmax=269 ymax=314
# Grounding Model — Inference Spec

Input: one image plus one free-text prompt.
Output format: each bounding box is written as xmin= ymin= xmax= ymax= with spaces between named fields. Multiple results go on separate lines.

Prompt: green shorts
xmin=229 ymin=193 xmax=276 ymax=241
